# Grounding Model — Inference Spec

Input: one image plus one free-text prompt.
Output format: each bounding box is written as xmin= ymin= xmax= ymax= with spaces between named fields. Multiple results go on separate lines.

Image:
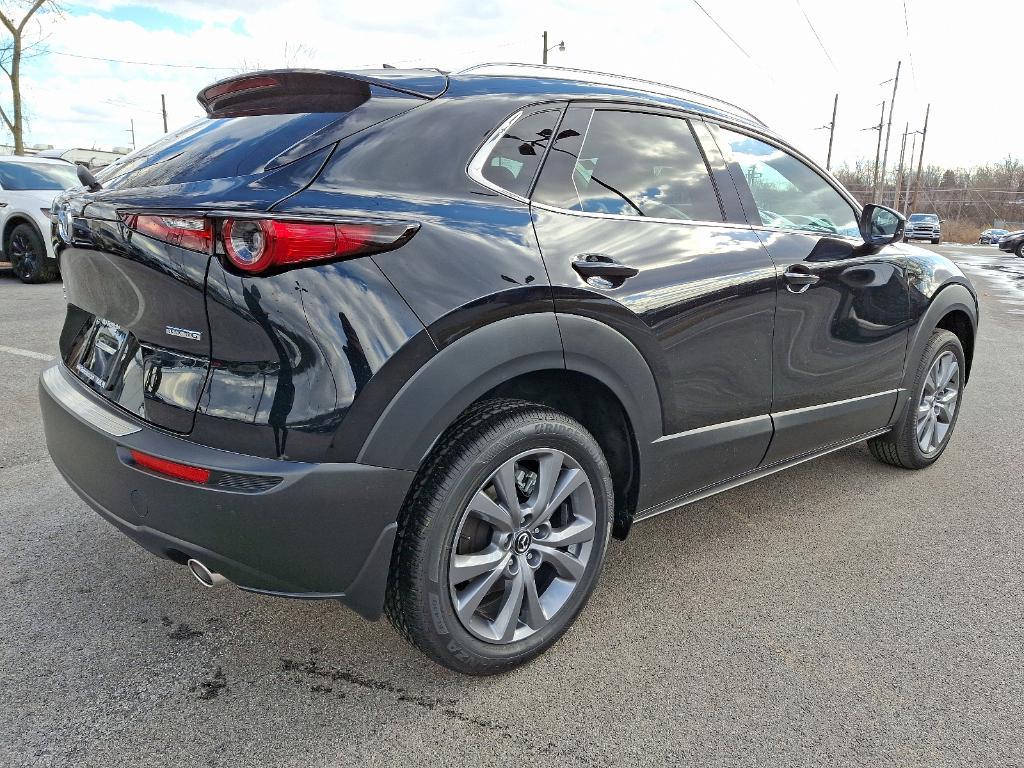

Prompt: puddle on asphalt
xmin=942 ymin=247 xmax=1024 ymax=313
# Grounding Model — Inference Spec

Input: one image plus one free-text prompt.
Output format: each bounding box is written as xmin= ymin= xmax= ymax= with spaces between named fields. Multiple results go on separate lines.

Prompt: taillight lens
xmin=118 ymin=212 xmax=416 ymax=273
xmin=221 ymin=218 xmax=416 ymax=274
xmin=129 ymin=450 xmax=211 ymax=484
xmin=121 ymin=214 xmax=214 ymax=253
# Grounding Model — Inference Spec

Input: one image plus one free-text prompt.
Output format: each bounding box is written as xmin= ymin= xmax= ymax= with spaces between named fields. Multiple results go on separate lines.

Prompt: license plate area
xmin=76 ymin=319 xmax=132 ymax=391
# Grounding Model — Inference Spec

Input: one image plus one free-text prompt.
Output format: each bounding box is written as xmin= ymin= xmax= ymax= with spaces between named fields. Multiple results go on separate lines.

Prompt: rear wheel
xmin=7 ymin=223 xmax=55 ymax=283
xmin=869 ymin=329 xmax=964 ymax=469
xmin=386 ymin=398 xmax=613 ymax=675
xmin=1016 ymin=241 xmax=1024 ymax=258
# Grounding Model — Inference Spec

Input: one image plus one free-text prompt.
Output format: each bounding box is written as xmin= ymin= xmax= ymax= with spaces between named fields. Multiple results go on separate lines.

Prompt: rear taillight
xmin=221 ymin=218 xmax=417 ymax=274
xmin=129 ymin=450 xmax=211 ymax=484
xmin=121 ymin=214 xmax=214 ymax=253
xmin=119 ymin=212 xmax=416 ymax=274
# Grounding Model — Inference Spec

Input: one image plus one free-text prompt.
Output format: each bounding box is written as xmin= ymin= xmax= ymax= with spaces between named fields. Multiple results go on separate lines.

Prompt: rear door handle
xmin=783 ymin=265 xmax=820 ymax=294
xmin=572 ymin=253 xmax=640 ymax=280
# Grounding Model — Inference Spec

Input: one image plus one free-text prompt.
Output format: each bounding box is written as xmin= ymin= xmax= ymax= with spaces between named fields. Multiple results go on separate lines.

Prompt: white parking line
xmin=0 ymin=344 xmax=55 ymax=362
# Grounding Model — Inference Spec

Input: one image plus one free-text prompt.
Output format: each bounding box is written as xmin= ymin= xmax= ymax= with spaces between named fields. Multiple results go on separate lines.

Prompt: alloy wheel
xmin=10 ymin=231 xmax=38 ymax=281
xmin=915 ymin=350 xmax=960 ymax=454
xmin=447 ymin=448 xmax=597 ymax=644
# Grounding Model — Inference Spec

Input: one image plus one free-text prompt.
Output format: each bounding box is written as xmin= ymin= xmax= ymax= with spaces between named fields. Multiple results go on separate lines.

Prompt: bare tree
xmin=0 ymin=0 xmax=60 ymax=154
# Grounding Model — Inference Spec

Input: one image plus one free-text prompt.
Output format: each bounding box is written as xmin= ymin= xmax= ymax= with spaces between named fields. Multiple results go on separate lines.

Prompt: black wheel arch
xmin=355 ymin=311 xmax=663 ymax=537
xmin=892 ymin=282 xmax=978 ymax=424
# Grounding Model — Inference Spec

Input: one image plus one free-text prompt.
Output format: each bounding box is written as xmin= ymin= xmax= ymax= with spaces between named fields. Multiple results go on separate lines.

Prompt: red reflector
xmin=130 ymin=450 xmax=211 ymax=484
xmin=121 ymin=214 xmax=214 ymax=254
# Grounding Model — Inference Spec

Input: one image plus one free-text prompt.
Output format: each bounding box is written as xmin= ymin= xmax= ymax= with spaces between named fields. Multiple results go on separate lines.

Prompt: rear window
xmin=101 ymin=113 xmax=349 ymax=189
xmin=0 ymin=161 xmax=79 ymax=191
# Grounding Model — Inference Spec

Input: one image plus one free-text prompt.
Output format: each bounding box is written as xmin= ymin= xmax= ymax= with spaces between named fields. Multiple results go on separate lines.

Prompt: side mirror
xmin=859 ymin=203 xmax=904 ymax=247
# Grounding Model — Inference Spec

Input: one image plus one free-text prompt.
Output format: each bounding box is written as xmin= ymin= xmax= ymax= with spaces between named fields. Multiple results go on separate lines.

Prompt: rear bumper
xmin=998 ymin=239 xmax=1021 ymax=253
xmin=39 ymin=363 xmax=415 ymax=619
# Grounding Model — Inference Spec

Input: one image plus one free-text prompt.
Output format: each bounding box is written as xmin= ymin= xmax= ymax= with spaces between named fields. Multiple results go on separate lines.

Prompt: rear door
xmin=708 ymin=125 xmax=911 ymax=464
xmin=529 ymin=105 xmax=778 ymax=507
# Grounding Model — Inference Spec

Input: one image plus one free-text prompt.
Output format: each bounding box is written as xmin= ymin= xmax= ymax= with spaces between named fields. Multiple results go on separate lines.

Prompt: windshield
xmin=0 ymin=161 xmax=80 ymax=191
xmin=909 ymin=213 xmax=939 ymax=223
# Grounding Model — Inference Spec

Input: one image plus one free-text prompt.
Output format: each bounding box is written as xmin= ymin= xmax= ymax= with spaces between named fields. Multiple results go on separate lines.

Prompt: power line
xmin=51 ymin=50 xmax=234 ymax=70
xmin=902 ymin=0 xmax=918 ymax=89
xmin=794 ymin=0 xmax=838 ymax=72
xmin=689 ymin=0 xmax=754 ymax=61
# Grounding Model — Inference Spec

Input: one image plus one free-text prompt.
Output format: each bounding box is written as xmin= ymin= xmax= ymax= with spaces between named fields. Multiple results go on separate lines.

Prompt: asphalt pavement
xmin=1 ymin=245 xmax=1021 ymax=767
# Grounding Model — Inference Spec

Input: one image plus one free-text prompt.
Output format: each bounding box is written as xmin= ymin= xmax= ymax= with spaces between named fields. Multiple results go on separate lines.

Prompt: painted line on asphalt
xmin=0 ymin=344 xmax=55 ymax=362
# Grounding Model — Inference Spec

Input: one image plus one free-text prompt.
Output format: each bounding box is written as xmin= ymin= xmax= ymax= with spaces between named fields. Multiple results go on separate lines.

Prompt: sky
xmin=9 ymin=0 xmax=1022 ymax=171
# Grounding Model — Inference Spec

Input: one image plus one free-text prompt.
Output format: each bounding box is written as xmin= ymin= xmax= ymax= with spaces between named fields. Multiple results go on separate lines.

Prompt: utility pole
xmin=161 ymin=94 xmax=168 ymax=133
xmin=894 ymin=122 xmax=909 ymax=210
xmin=826 ymin=93 xmax=838 ymax=171
xmin=878 ymin=61 xmax=901 ymax=207
xmin=903 ymin=129 xmax=919 ymax=216
xmin=908 ymin=103 xmax=930 ymax=214
xmin=871 ymin=101 xmax=886 ymax=203
xmin=128 ymin=118 xmax=136 ymax=150
xmin=541 ymin=31 xmax=564 ymax=65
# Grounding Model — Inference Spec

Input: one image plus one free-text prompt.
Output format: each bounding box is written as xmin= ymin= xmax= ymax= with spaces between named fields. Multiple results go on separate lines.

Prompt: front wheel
xmin=7 ymin=223 xmax=55 ymax=283
xmin=869 ymin=329 xmax=965 ymax=469
xmin=931 ymin=237 xmax=941 ymax=244
xmin=386 ymin=398 xmax=613 ymax=675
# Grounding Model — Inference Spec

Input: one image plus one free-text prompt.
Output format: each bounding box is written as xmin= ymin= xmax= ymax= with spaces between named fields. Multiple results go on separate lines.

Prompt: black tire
xmin=1016 ymin=241 xmax=1024 ymax=258
xmin=868 ymin=329 xmax=965 ymax=469
xmin=7 ymin=222 xmax=55 ymax=283
xmin=931 ymin=237 xmax=941 ymax=244
xmin=385 ymin=398 xmax=613 ymax=675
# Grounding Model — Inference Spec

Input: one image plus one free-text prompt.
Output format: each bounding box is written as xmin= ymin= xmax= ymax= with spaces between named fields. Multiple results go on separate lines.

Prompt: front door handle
xmin=572 ymin=253 xmax=640 ymax=281
xmin=783 ymin=265 xmax=820 ymax=294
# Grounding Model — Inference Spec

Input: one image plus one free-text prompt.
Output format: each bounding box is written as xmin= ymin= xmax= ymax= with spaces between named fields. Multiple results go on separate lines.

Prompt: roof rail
xmin=457 ymin=62 xmax=765 ymax=126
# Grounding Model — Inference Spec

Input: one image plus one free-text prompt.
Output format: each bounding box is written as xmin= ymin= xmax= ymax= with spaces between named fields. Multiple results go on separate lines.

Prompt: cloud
xmin=6 ymin=0 xmax=1022 ymax=167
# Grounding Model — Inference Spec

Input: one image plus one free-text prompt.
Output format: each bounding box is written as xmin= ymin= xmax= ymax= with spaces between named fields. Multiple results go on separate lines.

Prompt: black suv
xmin=41 ymin=64 xmax=979 ymax=674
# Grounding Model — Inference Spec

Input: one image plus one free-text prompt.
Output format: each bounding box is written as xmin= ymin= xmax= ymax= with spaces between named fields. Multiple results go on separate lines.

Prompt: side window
xmin=532 ymin=108 xmax=723 ymax=222
xmin=478 ymin=109 xmax=560 ymax=198
xmin=714 ymin=127 xmax=859 ymax=237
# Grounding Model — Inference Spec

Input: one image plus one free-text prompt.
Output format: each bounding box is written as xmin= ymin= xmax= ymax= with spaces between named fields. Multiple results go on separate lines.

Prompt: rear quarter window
xmin=476 ymin=109 xmax=560 ymax=198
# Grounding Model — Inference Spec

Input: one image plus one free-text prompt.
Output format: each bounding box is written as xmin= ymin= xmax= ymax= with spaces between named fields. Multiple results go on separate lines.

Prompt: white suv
xmin=0 ymin=156 xmax=80 ymax=283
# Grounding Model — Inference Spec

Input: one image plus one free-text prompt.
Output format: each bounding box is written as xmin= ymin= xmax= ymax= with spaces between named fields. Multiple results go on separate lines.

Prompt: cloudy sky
xmin=11 ymin=0 xmax=1022 ymax=171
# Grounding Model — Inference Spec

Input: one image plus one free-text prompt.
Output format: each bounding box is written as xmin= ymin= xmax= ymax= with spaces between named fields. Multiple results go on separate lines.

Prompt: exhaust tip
xmin=187 ymin=558 xmax=227 ymax=588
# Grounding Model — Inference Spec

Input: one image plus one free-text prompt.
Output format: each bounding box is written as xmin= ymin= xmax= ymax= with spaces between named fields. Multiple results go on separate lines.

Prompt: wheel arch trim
xmin=356 ymin=312 xmax=663 ymax=473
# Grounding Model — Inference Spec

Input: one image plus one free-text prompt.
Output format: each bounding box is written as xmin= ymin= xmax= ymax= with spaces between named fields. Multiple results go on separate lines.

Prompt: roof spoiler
xmin=197 ymin=68 xmax=449 ymax=118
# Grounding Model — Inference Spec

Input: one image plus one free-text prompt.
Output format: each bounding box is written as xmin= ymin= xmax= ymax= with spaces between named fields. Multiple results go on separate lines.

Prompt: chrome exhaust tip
xmin=187 ymin=558 xmax=227 ymax=588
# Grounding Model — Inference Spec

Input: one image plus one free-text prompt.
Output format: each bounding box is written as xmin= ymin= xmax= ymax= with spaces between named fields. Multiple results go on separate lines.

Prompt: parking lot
xmin=1 ymin=245 xmax=1021 ymax=767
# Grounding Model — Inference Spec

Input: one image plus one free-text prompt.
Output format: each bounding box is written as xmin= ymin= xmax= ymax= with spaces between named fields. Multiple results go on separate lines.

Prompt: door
xmin=709 ymin=126 xmax=911 ymax=464
xmin=529 ymin=106 xmax=778 ymax=509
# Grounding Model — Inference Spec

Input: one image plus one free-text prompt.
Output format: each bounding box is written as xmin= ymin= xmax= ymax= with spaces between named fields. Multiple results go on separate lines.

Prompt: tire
xmin=7 ymin=222 xmax=55 ymax=283
xmin=931 ymin=237 xmax=941 ymax=244
xmin=385 ymin=398 xmax=613 ymax=675
xmin=1016 ymin=241 xmax=1024 ymax=258
xmin=868 ymin=329 xmax=965 ymax=469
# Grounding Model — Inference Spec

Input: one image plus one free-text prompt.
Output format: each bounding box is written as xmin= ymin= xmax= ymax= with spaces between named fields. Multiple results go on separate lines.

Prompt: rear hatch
xmin=56 ymin=69 xmax=445 ymax=435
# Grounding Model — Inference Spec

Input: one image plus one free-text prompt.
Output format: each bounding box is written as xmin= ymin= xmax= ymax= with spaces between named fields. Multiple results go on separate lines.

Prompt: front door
xmin=709 ymin=126 xmax=912 ymax=464
xmin=530 ymin=106 xmax=778 ymax=508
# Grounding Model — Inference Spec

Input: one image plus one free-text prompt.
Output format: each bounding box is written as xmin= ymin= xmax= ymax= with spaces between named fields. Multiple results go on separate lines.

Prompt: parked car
xmin=997 ymin=229 xmax=1024 ymax=257
xmin=978 ymin=228 xmax=1009 ymax=245
xmin=905 ymin=212 xmax=942 ymax=243
xmin=40 ymin=64 xmax=979 ymax=674
xmin=0 ymin=155 xmax=79 ymax=282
